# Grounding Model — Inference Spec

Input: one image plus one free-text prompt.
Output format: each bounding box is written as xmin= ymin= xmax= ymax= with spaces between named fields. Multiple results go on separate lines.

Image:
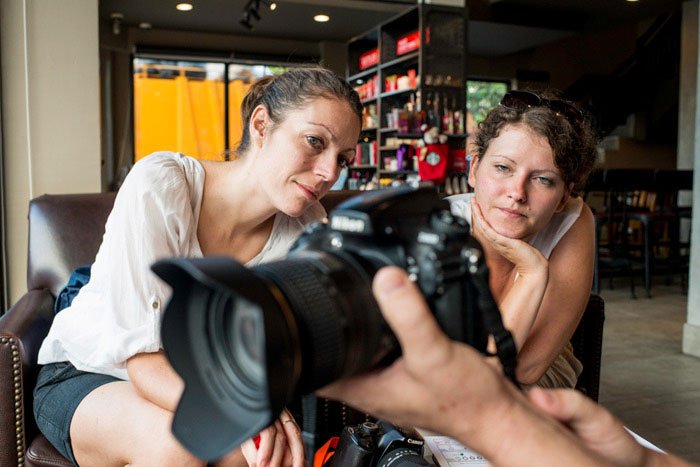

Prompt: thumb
xmin=372 ymin=267 xmax=452 ymax=371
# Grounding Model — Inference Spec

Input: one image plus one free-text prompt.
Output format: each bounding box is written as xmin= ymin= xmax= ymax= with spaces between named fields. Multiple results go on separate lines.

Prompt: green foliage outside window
xmin=467 ymin=80 xmax=509 ymax=124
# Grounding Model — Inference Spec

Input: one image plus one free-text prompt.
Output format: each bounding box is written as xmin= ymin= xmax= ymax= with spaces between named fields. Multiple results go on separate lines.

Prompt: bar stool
xmin=648 ymin=169 xmax=693 ymax=291
xmin=591 ymin=168 xmax=655 ymax=298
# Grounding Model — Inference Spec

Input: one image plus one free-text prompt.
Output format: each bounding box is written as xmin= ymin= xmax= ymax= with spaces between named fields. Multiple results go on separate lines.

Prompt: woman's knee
xmin=71 ymin=381 xmax=204 ymax=466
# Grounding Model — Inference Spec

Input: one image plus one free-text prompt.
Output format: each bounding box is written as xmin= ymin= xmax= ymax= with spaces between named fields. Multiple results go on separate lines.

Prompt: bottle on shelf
xmin=452 ymin=95 xmax=464 ymax=134
xmin=412 ymin=91 xmax=424 ymax=133
xmin=426 ymin=92 xmax=441 ymax=129
xmin=442 ymin=94 xmax=454 ymax=134
xmin=398 ymin=98 xmax=412 ymax=134
xmin=425 ymin=92 xmax=434 ymax=129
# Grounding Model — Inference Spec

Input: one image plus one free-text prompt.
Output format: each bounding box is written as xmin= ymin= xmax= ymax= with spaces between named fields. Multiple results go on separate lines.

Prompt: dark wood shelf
xmin=380 ymin=51 xmax=419 ymax=70
xmin=380 ymin=169 xmax=418 ymax=175
xmin=380 ymin=87 xmax=416 ymax=99
xmin=379 ymin=128 xmax=423 ymax=138
xmin=349 ymin=164 xmax=378 ymax=170
xmin=348 ymin=67 xmax=378 ymax=82
xmin=347 ymin=4 xmax=466 ymax=190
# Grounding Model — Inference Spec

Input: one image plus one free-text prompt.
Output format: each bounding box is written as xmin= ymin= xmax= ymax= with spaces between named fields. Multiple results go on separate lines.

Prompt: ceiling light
xmin=176 ymin=3 xmax=193 ymax=11
xmin=269 ymin=2 xmax=277 ymax=10
xmin=626 ymin=0 xmax=639 ymax=2
xmin=314 ymin=14 xmax=330 ymax=23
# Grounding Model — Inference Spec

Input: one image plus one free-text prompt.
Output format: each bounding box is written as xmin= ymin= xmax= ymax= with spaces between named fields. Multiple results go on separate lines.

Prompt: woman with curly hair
xmin=449 ymin=90 xmax=599 ymax=388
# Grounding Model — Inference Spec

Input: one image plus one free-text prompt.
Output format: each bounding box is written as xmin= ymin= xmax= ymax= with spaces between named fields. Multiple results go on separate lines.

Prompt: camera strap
xmin=301 ymin=394 xmax=324 ymax=467
xmin=472 ymin=261 xmax=519 ymax=387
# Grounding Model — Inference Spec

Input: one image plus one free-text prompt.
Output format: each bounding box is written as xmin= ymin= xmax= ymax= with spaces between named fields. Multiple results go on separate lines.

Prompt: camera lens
xmin=229 ymin=299 xmax=265 ymax=387
xmin=253 ymin=251 xmax=393 ymax=392
xmin=376 ymin=447 xmax=429 ymax=467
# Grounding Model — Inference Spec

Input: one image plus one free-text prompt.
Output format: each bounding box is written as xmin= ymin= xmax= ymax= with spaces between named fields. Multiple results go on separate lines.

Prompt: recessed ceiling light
xmin=626 ymin=0 xmax=638 ymax=2
xmin=314 ymin=14 xmax=330 ymax=23
xmin=269 ymin=2 xmax=277 ymax=10
xmin=176 ymin=3 xmax=193 ymax=11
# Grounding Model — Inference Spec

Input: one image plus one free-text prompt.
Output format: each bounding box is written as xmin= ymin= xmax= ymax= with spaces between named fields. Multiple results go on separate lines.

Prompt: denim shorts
xmin=33 ymin=362 xmax=120 ymax=465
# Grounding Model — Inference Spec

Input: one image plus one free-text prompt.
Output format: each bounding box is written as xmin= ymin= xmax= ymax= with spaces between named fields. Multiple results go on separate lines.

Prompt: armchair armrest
xmin=0 ymin=289 xmax=55 ymax=467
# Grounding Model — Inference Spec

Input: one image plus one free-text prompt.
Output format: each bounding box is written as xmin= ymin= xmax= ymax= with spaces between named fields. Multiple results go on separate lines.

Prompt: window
xmin=466 ymin=79 xmax=509 ymax=153
xmin=133 ymin=57 xmax=287 ymax=162
xmin=227 ymin=64 xmax=287 ymax=156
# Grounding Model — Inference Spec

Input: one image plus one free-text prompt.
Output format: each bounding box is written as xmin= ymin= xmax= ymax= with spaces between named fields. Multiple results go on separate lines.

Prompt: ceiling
xmin=99 ymin=0 xmax=685 ymax=57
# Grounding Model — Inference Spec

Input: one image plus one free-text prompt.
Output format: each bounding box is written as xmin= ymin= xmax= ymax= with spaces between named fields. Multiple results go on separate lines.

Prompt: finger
xmin=470 ymin=199 xmax=543 ymax=270
xmin=269 ymin=420 xmax=287 ymax=466
xmin=471 ymin=199 xmax=511 ymax=246
xmin=240 ymin=438 xmax=258 ymax=467
xmin=529 ymin=388 xmax=646 ymax=465
xmin=529 ymin=388 xmax=601 ymax=425
xmin=282 ymin=448 xmax=294 ymax=467
xmin=470 ymin=198 xmax=492 ymax=234
xmin=372 ymin=267 xmax=454 ymax=371
xmin=280 ymin=415 xmax=305 ymax=467
xmin=528 ymin=388 xmax=628 ymax=441
xmin=256 ymin=425 xmax=277 ymax=465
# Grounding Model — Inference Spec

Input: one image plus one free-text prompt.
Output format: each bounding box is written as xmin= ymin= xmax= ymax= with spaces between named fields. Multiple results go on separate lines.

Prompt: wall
xmin=682 ymin=0 xmax=700 ymax=358
xmin=467 ymin=23 xmax=639 ymax=92
xmin=679 ymin=0 xmax=698 ymax=170
xmin=0 ymin=0 xmax=101 ymax=304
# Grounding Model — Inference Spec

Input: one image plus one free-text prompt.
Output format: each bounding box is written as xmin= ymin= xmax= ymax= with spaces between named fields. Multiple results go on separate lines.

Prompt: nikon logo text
xmin=331 ymin=216 xmax=366 ymax=233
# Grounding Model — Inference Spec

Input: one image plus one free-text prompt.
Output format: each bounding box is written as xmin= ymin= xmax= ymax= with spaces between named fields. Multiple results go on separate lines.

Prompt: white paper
xmin=423 ymin=435 xmax=489 ymax=466
xmin=423 ymin=429 xmax=662 ymax=466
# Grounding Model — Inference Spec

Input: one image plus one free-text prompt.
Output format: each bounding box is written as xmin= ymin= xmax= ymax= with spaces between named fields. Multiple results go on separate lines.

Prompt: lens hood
xmin=153 ymin=257 xmax=299 ymax=460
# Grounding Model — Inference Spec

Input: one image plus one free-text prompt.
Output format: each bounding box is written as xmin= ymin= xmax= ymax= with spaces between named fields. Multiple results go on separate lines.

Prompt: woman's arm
xmin=517 ymin=204 xmax=595 ymax=384
xmin=471 ymin=199 xmax=595 ymax=384
xmin=127 ymin=351 xmax=184 ymax=412
xmin=470 ymin=199 xmax=550 ymax=353
xmin=127 ymin=353 xmax=306 ymax=467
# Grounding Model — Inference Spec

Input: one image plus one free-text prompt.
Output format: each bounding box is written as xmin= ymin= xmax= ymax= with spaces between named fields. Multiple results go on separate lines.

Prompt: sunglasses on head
xmin=500 ymin=90 xmax=583 ymax=127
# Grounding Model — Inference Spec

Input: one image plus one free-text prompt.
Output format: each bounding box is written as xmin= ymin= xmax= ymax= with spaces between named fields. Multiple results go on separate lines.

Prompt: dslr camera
xmin=329 ymin=420 xmax=428 ymax=467
xmin=153 ymin=186 xmax=516 ymax=462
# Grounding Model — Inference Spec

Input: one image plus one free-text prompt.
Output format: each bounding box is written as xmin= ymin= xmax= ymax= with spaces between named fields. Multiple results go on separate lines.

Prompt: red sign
xmin=359 ymin=48 xmax=379 ymax=70
xmin=396 ymin=30 xmax=420 ymax=56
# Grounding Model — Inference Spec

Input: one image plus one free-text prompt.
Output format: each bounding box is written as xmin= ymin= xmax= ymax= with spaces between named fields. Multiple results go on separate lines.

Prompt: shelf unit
xmin=346 ymin=4 xmax=467 ymax=190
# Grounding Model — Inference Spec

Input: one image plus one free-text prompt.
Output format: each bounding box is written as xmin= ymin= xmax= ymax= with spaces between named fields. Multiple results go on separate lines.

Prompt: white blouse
xmin=37 ymin=152 xmax=326 ymax=380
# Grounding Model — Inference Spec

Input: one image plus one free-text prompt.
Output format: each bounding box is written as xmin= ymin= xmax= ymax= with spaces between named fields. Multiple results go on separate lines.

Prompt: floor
xmin=598 ymin=278 xmax=700 ymax=463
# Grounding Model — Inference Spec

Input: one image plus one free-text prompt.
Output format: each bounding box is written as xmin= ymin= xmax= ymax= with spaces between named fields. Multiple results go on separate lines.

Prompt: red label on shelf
xmin=359 ymin=48 xmax=379 ymax=70
xmin=396 ymin=31 xmax=420 ymax=56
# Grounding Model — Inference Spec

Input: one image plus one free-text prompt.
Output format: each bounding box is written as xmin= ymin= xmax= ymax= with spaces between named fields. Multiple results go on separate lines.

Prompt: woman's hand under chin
xmin=470 ymin=198 xmax=548 ymax=279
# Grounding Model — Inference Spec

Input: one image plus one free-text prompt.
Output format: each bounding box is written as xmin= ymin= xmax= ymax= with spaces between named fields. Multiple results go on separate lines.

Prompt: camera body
xmin=288 ymin=186 xmax=489 ymax=349
xmin=329 ymin=421 xmax=428 ymax=467
xmin=154 ymin=186 xmax=515 ymax=461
